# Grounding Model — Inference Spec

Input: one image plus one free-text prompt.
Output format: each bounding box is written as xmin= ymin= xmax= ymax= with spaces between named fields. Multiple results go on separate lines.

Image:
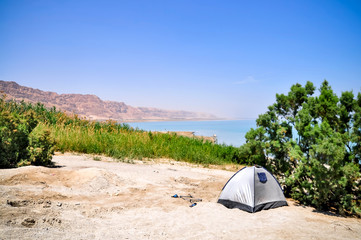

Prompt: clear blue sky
xmin=1 ymin=0 xmax=360 ymax=119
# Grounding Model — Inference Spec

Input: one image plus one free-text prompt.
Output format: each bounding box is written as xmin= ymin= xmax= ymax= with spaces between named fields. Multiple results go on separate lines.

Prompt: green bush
xmin=26 ymin=123 xmax=55 ymax=166
xmin=0 ymin=97 xmax=55 ymax=168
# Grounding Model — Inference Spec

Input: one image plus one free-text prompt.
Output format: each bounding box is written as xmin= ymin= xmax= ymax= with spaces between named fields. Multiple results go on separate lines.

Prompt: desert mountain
xmin=0 ymin=80 xmax=217 ymax=122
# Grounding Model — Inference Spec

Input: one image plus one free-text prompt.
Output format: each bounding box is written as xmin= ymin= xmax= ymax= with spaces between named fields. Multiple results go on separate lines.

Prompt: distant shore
xmin=154 ymin=131 xmax=217 ymax=143
xmin=120 ymin=118 xmax=228 ymax=123
xmin=120 ymin=117 xmax=256 ymax=123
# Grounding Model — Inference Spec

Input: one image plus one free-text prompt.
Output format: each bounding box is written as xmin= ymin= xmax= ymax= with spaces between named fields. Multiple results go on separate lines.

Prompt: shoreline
xmin=124 ymin=119 xmax=257 ymax=147
xmin=121 ymin=118 xmax=256 ymax=123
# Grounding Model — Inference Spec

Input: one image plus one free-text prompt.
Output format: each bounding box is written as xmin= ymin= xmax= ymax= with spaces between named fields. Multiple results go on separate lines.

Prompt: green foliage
xmin=0 ymin=97 xmax=55 ymax=167
xmin=241 ymin=80 xmax=361 ymax=217
xmin=51 ymin=121 xmax=242 ymax=166
xmin=0 ymin=109 xmax=31 ymax=167
xmin=1 ymin=95 xmax=243 ymax=168
xmin=26 ymin=123 xmax=55 ymax=166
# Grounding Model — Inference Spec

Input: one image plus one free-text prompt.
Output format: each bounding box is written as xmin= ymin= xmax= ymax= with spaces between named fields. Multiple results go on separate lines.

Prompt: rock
xmin=21 ymin=218 xmax=36 ymax=227
xmin=7 ymin=200 xmax=31 ymax=207
xmin=43 ymin=200 xmax=52 ymax=208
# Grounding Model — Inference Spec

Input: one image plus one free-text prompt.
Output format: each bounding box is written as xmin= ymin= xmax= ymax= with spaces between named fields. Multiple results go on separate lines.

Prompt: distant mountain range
xmin=0 ymin=80 xmax=217 ymax=122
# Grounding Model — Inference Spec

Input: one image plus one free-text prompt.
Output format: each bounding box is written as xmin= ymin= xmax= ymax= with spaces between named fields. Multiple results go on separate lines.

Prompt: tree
xmin=240 ymin=80 xmax=361 ymax=216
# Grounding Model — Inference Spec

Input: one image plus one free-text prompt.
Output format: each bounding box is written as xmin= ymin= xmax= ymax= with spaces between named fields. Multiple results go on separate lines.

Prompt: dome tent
xmin=218 ymin=166 xmax=287 ymax=213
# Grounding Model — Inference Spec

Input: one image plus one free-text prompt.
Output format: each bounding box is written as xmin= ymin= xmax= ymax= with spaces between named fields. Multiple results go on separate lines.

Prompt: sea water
xmin=126 ymin=120 xmax=257 ymax=147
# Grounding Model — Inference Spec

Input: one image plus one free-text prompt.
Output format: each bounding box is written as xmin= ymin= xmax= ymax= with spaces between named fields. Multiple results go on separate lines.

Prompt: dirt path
xmin=1 ymin=153 xmax=360 ymax=240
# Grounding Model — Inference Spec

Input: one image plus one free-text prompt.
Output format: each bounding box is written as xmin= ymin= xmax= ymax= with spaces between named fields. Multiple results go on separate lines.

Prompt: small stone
xmin=22 ymin=218 xmax=36 ymax=228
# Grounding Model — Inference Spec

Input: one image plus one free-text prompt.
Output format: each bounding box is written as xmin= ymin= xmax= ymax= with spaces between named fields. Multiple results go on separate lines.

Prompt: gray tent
xmin=217 ymin=166 xmax=287 ymax=213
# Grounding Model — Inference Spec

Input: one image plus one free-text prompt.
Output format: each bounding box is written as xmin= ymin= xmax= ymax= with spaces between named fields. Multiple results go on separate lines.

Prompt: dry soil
xmin=0 ymin=153 xmax=360 ymax=240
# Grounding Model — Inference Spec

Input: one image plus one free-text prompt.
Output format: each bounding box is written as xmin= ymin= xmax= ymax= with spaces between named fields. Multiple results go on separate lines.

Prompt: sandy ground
xmin=0 ymin=153 xmax=360 ymax=240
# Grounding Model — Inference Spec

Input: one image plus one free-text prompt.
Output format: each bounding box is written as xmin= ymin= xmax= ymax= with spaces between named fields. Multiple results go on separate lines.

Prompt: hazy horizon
xmin=1 ymin=0 xmax=360 ymax=119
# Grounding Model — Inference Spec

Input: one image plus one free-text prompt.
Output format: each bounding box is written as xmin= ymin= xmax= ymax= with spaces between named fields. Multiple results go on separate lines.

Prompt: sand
xmin=0 ymin=153 xmax=360 ymax=240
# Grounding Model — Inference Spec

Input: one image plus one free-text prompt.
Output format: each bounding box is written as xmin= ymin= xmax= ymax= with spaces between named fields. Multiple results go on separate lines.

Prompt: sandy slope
xmin=0 ymin=153 xmax=360 ymax=240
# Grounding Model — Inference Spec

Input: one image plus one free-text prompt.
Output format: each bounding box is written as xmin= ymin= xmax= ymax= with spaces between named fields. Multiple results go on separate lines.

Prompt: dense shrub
xmin=0 ymin=97 xmax=55 ymax=168
xmin=26 ymin=123 xmax=55 ymax=166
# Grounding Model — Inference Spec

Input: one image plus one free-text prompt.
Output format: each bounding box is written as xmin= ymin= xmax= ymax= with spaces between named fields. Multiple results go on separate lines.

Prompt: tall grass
xmin=51 ymin=122 xmax=242 ymax=165
xmin=2 ymin=98 xmax=244 ymax=165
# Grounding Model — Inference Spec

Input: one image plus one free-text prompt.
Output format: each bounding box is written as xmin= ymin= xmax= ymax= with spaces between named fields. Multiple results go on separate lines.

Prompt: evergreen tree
xmin=240 ymin=80 xmax=361 ymax=216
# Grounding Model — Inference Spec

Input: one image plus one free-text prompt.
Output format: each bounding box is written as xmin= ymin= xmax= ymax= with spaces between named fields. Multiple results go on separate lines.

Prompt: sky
xmin=1 ymin=0 xmax=360 ymax=119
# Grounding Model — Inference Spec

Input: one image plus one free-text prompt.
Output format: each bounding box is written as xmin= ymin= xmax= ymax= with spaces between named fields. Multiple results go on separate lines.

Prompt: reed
xmin=50 ymin=122 xmax=242 ymax=165
xmin=2 ymin=98 xmax=243 ymax=165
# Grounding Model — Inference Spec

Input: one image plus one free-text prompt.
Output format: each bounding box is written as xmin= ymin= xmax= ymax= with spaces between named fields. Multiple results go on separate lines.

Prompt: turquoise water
xmin=126 ymin=120 xmax=257 ymax=147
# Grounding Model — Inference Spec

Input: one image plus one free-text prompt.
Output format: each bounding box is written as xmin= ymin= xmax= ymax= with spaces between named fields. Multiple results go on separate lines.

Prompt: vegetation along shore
xmin=0 ymin=80 xmax=360 ymax=217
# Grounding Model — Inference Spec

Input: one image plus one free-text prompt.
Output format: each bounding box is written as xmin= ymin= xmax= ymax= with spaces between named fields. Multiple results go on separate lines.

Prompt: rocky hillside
xmin=0 ymin=80 xmax=216 ymax=121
